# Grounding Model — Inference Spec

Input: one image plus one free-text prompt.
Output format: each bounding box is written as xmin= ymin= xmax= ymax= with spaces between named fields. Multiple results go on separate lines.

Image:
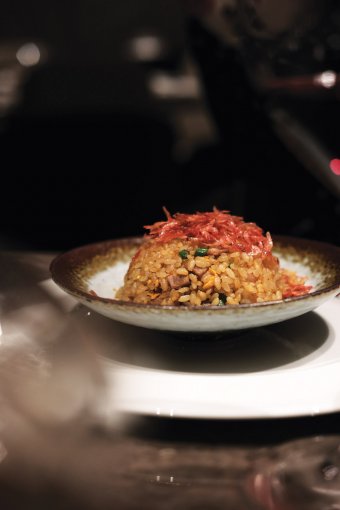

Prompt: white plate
xmin=101 ymin=299 xmax=340 ymax=419
xmin=45 ymin=279 xmax=340 ymax=419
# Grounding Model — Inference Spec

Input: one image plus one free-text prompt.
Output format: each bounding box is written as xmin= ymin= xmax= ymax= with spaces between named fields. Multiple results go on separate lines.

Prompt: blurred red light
xmin=330 ymin=159 xmax=340 ymax=175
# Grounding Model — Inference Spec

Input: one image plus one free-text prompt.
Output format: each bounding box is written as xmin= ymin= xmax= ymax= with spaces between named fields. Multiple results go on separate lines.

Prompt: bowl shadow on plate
xmin=73 ymin=306 xmax=332 ymax=374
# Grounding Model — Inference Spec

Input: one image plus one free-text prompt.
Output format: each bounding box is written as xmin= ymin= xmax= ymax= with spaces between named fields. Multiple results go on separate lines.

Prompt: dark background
xmin=0 ymin=0 xmax=339 ymax=250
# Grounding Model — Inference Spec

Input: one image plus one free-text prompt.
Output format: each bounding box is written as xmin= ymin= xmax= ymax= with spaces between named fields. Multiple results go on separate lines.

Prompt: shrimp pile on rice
xmin=116 ymin=209 xmax=312 ymax=306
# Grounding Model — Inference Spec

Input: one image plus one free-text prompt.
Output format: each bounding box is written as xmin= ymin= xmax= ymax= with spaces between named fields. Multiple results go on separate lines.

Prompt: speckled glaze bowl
xmin=50 ymin=236 xmax=340 ymax=333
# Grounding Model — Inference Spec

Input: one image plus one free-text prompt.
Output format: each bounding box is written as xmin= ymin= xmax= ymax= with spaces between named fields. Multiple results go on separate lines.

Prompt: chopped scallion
xmin=218 ymin=293 xmax=227 ymax=306
xmin=179 ymin=249 xmax=189 ymax=259
xmin=195 ymin=247 xmax=208 ymax=257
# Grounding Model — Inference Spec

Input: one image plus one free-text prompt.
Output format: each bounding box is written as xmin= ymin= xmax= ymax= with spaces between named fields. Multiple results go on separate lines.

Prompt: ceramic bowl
xmin=50 ymin=236 xmax=340 ymax=333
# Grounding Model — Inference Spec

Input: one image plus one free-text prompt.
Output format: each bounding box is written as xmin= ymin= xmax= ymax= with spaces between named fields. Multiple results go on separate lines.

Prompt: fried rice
xmin=116 ymin=209 xmax=311 ymax=306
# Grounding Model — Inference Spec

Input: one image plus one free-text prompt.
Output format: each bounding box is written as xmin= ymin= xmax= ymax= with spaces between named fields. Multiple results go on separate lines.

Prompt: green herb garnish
xmin=195 ymin=247 xmax=208 ymax=257
xmin=218 ymin=293 xmax=227 ymax=306
xmin=179 ymin=249 xmax=189 ymax=259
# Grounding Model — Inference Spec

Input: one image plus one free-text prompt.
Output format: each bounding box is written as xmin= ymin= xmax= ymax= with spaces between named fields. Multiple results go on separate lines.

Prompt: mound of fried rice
xmin=116 ymin=209 xmax=311 ymax=306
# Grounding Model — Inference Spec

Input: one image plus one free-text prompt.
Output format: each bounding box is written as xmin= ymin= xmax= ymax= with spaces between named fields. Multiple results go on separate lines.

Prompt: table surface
xmin=1 ymin=251 xmax=340 ymax=510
